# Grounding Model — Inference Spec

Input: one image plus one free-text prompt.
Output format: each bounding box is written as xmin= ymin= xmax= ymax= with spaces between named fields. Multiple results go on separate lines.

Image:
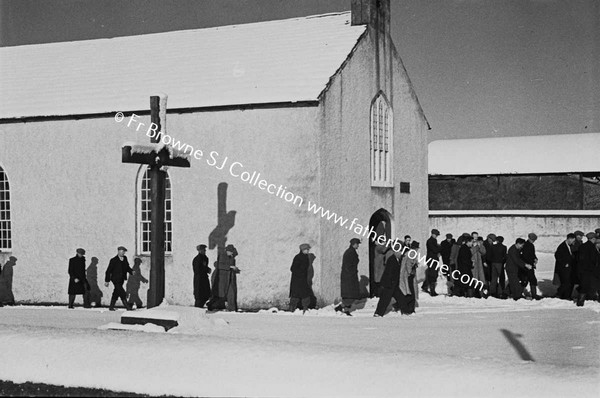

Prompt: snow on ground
xmin=1 ymin=294 xmax=599 ymax=397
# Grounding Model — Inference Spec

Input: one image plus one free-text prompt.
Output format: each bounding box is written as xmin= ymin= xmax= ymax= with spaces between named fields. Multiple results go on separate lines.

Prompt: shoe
xmin=373 ymin=314 xmax=381 ymax=317
xmin=430 ymin=291 xmax=438 ymax=297
xmin=68 ymin=306 xmax=74 ymax=309
xmin=108 ymin=307 xmax=116 ymax=311
xmin=334 ymin=304 xmax=343 ymax=313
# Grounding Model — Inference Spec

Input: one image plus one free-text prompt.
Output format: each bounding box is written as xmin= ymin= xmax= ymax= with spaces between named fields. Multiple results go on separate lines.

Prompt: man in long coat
xmin=210 ymin=244 xmax=240 ymax=312
xmin=576 ymin=232 xmax=599 ymax=306
xmin=289 ymin=243 xmax=312 ymax=312
xmin=104 ymin=246 xmax=134 ymax=311
xmin=471 ymin=237 xmax=487 ymax=297
xmin=192 ymin=244 xmax=211 ymax=308
xmin=68 ymin=248 xmax=90 ymax=309
xmin=374 ymin=246 xmax=403 ymax=317
xmin=455 ymin=237 xmax=474 ymax=297
xmin=398 ymin=241 xmax=420 ymax=315
xmin=505 ymin=238 xmax=531 ymax=300
xmin=335 ymin=238 xmax=361 ymax=316
xmin=553 ymin=233 xmax=576 ymax=300
xmin=421 ymin=229 xmax=441 ymax=296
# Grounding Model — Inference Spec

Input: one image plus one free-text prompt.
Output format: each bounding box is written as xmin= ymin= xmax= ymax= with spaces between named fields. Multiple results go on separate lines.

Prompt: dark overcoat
xmin=379 ymin=254 xmax=401 ymax=289
xmin=193 ymin=253 xmax=211 ymax=301
xmin=340 ymin=246 xmax=360 ymax=299
xmin=553 ymin=241 xmax=574 ymax=274
xmin=215 ymin=253 xmax=237 ymax=298
xmin=289 ymin=251 xmax=312 ymax=299
xmin=68 ymin=255 xmax=88 ymax=295
xmin=105 ymin=255 xmax=132 ymax=284
xmin=577 ymin=241 xmax=600 ymax=294
xmin=440 ymin=239 xmax=455 ymax=265
xmin=506 ymin=245 xmax=527 ymax=275
xmin=426 ymin=236 xmax=440 ymax=261
xmin=457 ymin=244 xmax=473 ymax=276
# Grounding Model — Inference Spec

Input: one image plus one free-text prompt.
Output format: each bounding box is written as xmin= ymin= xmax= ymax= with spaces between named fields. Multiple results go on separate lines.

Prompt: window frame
xmin=370 ymin=92 xmax=394 ymax=188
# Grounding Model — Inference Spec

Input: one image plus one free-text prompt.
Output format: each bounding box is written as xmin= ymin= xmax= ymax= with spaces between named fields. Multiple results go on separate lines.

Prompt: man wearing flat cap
xmin=575 ymin=232 xmax=599 ymax=306
xmin=192 ymin=244 xmax=211 ymax=308
xmin=335 ymin=238 xmax=361 ymax=316
xmin=68 ymin=248 xmax=91 ymax=309
xmin=289 ymin=244 xmax=312 ymax=313
xmin=520 ymin=233 xmax=541 ymax=300
xmin=421 ymin=229 xmax=441 ymax=296
xmin=105 ymin=246 xmax=134 ymax=311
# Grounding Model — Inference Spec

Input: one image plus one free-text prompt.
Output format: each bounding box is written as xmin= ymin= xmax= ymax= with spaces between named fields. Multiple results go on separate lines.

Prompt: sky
xmin=1 ymin=0 xmax=598 ymax=142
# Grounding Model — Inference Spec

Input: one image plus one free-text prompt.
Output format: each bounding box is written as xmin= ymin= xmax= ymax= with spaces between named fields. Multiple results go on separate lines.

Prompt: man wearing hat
xmin=210 ymin=244 xmax=240 ymax=312
xmin=374 ymin=241 xmax=406 ymax=317
xmin=289 ymin=244 xmax=312 ymax=313
xmin=570 ymin=230 xmax=585 ymax=290
xmin=104 ymin=246 xmax=134 ymax=311
xmin=192 ymin=244 xmax=211 ymax=308
xmin=520 ymin=233 xmax=541 ymax=300
xmin=575 ymin=232 xmax=599 ymax=306
xmin=68 ymin=248 xmax=91 ymax=309
xmin=553 ymin=233 xmax=576 ymax=300
xmin=421 ymin=229 xmax=441 ymax=296
xmin=335 ymin=238 xmax=362 ymax=316
xmin=440 ymin=233 xmax=455 ymax=295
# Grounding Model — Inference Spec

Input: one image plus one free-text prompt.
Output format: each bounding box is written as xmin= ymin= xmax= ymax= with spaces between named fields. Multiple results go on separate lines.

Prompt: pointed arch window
xmin=370 ymin=93 xmax=393 ymax=187
xmin=0 ymin=166 xmax=11 ymax=250
xmin=137 ymin=166 xmax=172 ymax=255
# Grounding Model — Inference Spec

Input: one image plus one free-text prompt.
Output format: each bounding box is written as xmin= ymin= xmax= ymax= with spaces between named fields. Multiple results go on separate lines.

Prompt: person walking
xmin=192 ymin=244 xmax=211 ymax=308
xmin=335 ymin=238 xmax=361 ymax=316
xmin=471 ymin=237 xmax=487 ymax=297
xmin=211 ymin=244 xmax=240 ymax=312
xmin=289 ymin=243 xmax=313 ymax=313
xmin=487 ymin=235 xmax=507 ymax=298
xmin=505 ymin=238 xmax=532 ymax=300
xmin=374 ymin=245 xmax=403 ymax=317
xmin=575 ymin=232 xmax=599 ymax=306
xmin=104 ymin=246 xmax=134 ymax=311
xmin=398 ymin=241 xmax=420 ymax=314
xmin=455 ymin=237 xmax=474 ymax=297
xmin=68 ymin=248 xmax=90 ymax=309
xmin=553 ymin=233 xmax=576 ymax=300
xmin=441 ymin=234 xmax=455 ymax=296
xmin=422 ymin=229 xmax=441 ymax=296
xmin=521 ymin=233 xmax=541 ymax=300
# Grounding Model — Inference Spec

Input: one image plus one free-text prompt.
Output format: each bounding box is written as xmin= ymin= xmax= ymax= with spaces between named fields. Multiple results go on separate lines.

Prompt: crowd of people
xmin=416 ymin=228 xmax=600 ymax=307
xmin=2 ymin=226 xmax=599 ymax=312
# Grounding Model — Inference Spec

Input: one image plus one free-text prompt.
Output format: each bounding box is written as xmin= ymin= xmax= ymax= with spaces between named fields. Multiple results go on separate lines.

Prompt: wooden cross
xmin=121 ymin=95 xmax=190 ymax=308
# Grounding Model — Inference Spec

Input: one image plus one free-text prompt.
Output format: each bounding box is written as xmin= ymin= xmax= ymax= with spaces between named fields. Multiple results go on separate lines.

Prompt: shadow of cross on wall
xmin=208 ymin=183 xmax=237 ymax=255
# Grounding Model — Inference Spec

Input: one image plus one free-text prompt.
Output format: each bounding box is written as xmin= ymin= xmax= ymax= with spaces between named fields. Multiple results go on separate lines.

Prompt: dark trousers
xmin=397 ymin=275 xmax=416 ymax=314
xmin=375 ymin=285 xmax=402 ymax=316
xmin=289 ymin=296 xmax=310 ymax=311
xmin=422 ymin=267 xmax=439 ymax=292
xmin=505 ymin=272 xmax=523 ymax=299
xmin=556 ymin=268 xmax=572 ymax=300
xmin=69 ymin=292 xmax=90 ymax=307
xmin=489 ymin=263 xmax=505 ymax=296
xmin=110 ymin=281 xmax=127 ymax=307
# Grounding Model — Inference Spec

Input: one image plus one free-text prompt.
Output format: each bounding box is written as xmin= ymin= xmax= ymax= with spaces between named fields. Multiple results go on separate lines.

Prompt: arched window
xmin=137 ymin=166 xmax=172 ymax=255
xmin=0 ymin=166 xmax=11 ymax=250
xmin=370 ymin=93 xmax=393 ymax=186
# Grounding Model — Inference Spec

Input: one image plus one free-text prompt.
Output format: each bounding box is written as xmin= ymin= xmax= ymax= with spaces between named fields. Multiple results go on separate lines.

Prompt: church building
xmin=0 ymin=0 xmax=429 ymax=308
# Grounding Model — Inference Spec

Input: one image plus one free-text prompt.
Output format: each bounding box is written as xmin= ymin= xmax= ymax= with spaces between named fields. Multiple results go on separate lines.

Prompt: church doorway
xmin=368 ymin=208 xmax=393 ymax=298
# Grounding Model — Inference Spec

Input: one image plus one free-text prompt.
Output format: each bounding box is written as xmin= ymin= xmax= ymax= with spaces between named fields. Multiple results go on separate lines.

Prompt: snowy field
xmin=1 ymin=293 xmax=599 ymax=397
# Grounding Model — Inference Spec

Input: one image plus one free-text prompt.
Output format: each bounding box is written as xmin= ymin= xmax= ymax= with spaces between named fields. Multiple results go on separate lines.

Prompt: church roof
xmin=0 ymin=12 xmax=366 ymax=119
xmin=429 ymin=133 xmax=600 ymax=175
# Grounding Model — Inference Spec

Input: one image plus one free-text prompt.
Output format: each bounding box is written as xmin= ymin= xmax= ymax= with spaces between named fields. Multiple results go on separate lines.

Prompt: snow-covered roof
xmin=0 ymin=12 xmax=366 ymax=119
xmin=429 ymin=133 xmax=600 ymax=175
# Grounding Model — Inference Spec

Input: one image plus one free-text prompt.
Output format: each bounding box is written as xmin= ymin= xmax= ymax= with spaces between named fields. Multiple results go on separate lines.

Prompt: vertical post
xmin=147 ymin=95 xmax=167 ymax=308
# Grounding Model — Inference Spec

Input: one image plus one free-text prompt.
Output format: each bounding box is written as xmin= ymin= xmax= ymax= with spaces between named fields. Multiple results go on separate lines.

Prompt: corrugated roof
xmin=0 ymin=12 xmax=366 ymax=119
xmin=429 ymin=133 xmax=600 ymax=175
